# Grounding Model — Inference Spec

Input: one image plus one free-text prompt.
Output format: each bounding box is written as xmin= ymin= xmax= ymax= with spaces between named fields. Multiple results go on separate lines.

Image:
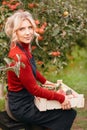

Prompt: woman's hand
xmin=43 ymin=80 xmax=56 ymax=87
xmin=61 ymin=96 xmax=71 ymax=110
xmin=42 ymin=80 xmax=56 ymax=90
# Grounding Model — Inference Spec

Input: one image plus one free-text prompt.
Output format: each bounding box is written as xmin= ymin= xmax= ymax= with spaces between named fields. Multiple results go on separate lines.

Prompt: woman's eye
xmin=18 ymin=26 xmax=33 ymax=31
xmin=19 ymin=27 xmax=25 ymax=31
xmin=28 ymin=26 xmax=33 ymax=29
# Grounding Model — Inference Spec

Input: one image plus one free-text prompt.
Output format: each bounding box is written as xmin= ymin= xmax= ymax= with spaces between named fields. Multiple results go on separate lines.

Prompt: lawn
xmin=0 ymin=45 xmax=87 ymax=130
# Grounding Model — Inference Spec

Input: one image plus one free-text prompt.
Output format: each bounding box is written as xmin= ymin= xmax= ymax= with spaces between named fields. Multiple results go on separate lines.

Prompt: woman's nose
xmin=25 ymin=28 xmax=30 ymax=34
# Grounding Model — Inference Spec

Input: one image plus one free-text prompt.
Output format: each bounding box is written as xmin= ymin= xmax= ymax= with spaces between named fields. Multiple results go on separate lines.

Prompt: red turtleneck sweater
xmin=7 ymin=42 xmax=65 ymax=103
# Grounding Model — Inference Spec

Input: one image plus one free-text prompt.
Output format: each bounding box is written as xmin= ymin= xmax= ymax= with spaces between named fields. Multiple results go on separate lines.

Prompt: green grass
xmin=43 ymin=46 xmax=87 ymax=93
xmin=0 ymin=99 xmax=5 ymax=111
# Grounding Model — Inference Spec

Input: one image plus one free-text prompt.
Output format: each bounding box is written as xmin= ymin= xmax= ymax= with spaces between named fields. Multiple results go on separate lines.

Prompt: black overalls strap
xmin=16 ymin=42 xmax=36 ymax=77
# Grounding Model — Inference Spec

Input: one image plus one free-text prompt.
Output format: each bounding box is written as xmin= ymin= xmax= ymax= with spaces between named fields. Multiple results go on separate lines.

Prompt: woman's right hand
xmin=61 ymin=96 xmax=71 ymax=110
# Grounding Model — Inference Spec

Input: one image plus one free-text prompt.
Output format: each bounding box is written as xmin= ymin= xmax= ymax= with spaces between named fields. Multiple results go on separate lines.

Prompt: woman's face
xmin=16 ymin=19 xmax=34 ymax=44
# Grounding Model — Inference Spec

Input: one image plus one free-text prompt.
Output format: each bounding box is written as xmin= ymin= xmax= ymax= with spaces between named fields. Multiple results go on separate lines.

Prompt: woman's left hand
xmin=42 ymin=80 xmax=56 ymax=89
xmin=61 ymin=96 xmax=71 ymax=110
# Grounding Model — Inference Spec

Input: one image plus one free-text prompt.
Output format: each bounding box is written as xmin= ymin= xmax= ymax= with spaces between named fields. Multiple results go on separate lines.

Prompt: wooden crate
xmin=34 ymin=80 xmax=85 ymax=111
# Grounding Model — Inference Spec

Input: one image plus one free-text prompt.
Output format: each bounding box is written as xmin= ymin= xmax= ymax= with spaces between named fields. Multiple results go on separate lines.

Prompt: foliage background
xmin=0 ymin=0 xmax=87 ymax=71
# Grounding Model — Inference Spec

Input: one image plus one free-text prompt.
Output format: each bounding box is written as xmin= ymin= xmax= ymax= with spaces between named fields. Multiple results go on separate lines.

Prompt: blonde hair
xmin=5 ymin=10 xmax=39 ymax=43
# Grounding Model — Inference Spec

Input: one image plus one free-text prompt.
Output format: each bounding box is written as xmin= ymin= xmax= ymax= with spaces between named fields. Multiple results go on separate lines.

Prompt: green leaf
xmin=52 ymin=27 xmax=60 ymax=36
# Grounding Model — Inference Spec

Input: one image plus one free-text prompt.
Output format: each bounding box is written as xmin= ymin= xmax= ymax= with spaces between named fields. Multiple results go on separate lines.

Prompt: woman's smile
xmin=16 ymin=20 xmax=34 ymax=44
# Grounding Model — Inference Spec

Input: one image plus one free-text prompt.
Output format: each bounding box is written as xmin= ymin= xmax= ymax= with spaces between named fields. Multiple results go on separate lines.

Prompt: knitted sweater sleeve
xmin=18 ymin=56 xmax=65 ymax=103
xmin=35 ymin=70 xmax=46 ymax=84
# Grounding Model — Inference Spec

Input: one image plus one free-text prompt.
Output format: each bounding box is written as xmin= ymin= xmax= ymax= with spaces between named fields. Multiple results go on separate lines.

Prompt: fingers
xmin=61 ymin=101 xmax=71 ymax=110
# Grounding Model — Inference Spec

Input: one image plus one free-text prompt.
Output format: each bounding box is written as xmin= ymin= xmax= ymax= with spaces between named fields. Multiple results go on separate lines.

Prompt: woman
xmin=5 ymin=10 xmax=77 ymax=130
